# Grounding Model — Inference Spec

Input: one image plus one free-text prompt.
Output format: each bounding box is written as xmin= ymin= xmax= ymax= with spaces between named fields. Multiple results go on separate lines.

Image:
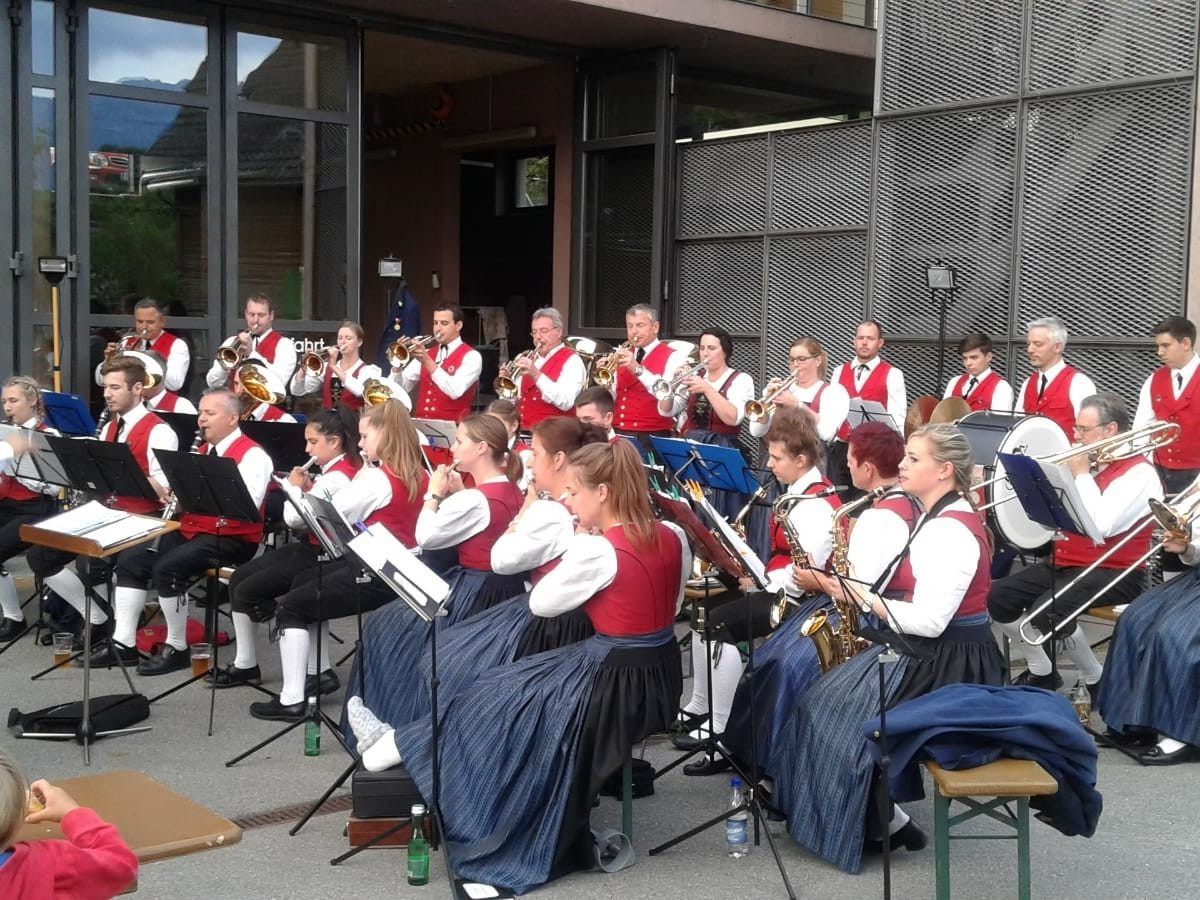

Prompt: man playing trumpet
xmin=206 ymin=294 xmax=297 ymax=392
xmin=509 ymin=308 xmax=586 ymax=431
xmin=395 ymin=303 xmax=481 ymax=422
xmin=96 ymin=298 xmax=190 ymax=392
xmin=989 ymin=393 xmax=1163 ymax=689
xmin=609 ymin=303 xmax=690 ymax=445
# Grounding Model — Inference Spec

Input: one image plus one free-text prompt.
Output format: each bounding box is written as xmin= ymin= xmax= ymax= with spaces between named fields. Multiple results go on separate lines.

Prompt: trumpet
xmin=652 ymin=358 xmax=705 ymax=400
xmin=386 ymin=335 xmax=437 ymax=369
xmin=494 ymin=349 xmax=538 ymax=399
xmin=302 ymin=348 xmax=339 ymax=378
xmin=591 ymin=341 xmax=632 ymax=387
xmin=216 ymin=334 xmax=250 ymax=370
xmin=744 ymin=372 xmax=799 ymax=424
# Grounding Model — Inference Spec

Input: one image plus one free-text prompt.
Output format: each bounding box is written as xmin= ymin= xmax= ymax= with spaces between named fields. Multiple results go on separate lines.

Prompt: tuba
xmin=237 ymin=363 xmax=282 ymax=419
xmin=362 ymin=377 xmax=398 ymax=407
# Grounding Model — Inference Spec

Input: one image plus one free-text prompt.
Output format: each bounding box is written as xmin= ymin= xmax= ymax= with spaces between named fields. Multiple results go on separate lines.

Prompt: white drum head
xmin=990 ymin=416 xmax=1071 ymax=549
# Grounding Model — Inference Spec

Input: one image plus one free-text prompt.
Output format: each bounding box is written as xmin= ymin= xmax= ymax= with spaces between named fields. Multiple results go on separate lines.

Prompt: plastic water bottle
xmin=407 ymin=803 xmax=430 ymax=885
xmin=726 ymin=776 xmax=750 ymax=858
xmin=303 ymin=697 xmax=320 ymax=756
xmin=1070 ymin=680 xmax=1092 ymax=727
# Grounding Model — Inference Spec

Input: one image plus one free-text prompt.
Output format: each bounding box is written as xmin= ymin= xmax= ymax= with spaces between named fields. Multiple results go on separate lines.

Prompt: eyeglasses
xmin=788 ymin=355 xmax=815 ymax=363
xmin=1072 ymin=423 xmax=1105 ymax=435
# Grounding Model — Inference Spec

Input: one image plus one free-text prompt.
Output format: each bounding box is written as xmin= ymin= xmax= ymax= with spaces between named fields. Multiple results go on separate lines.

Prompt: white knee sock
xmin=363 ymin=731 xmax=402 ymax=772
xmin=278 ymin=628 xmax=309 ymax=706
xmin=996 ymin=618 xmax=1053 ymax=676
xmin=158 ymin=594 xmax=189 ymax=651
xmin=45 ymin=570 xmax=108 ymax=625
xmin=232 ymin=612 xmax=258 ymax=669
xmin=682 ymin=637 xmax=711 ymax=716
xmin=709 ymin=642 xmax=745 ymax=734
xmin=888 ymin=805 xmax=911 ymax=835
xmin=0 ymin=572 xmax=21 ymax=621
xmin=1060 ymin=627 xmax=1103 ymax=683
xmin=112 ymin=587 xmax=149 ymax=648
xmin=306 ymin=623 xmax=331 ymax=675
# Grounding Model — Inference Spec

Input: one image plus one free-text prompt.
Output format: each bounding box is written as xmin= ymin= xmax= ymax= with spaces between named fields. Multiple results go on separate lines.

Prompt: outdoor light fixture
xmin=926 ymin=263 xmax=956 ymax=291
xmin=926 ymin=260 xmax=959 ymax=390
xmin=378 ymin=257 xmax=404 ymax=279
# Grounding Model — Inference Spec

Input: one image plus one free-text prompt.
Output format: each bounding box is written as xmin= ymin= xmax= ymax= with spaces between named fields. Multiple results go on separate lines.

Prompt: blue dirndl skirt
xmin=394 ymin=627 xmax=681 ymax=894
xmin=1096 ymin=566 xmax=1200 ymax=746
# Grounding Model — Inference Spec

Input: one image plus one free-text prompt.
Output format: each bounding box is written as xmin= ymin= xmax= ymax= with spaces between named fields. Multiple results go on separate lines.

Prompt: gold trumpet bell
xmin=362 ymin=377 xmax=395 ymax=406
xmin=239 ymin=364 xmax=282 ymax=406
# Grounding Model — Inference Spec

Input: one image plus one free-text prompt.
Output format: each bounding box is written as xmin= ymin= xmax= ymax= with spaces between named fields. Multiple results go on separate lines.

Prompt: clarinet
xmin=149 ymin=429 xmax=203 ymax=553
xmin=94 ymin=407 xmax=111 ymax=439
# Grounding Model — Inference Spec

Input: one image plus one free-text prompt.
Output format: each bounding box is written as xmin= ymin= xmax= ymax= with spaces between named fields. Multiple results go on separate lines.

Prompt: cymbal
xmin=904 ymin=395 xmax=939 ymax=438
xmin=930 ymin=396 xmax=971 ymax=424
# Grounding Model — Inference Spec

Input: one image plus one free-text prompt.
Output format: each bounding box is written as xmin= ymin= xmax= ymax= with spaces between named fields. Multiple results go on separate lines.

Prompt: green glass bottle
xmin=407 ymin=803 xmax=429 ymax=886
xmin=303 ymin=697 xmax=320 ymax=756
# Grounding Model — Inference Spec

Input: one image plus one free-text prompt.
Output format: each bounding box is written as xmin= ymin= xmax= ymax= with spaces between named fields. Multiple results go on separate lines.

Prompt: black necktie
xmin=965 ymin=376 xmax=978 ymax=396
xmin=856 ymin=364 xmax=868 ymax=381
xmin=1038 ymin=374 xmax=1047 ymax=399
xmin=112 ymin=416 xmax=124 ymax=440
xmin=208 ymin=446 xmax=218 ymax=457
xmin=1177 ymin=372 xmax=1184 ymax=392
xmin=635 ymin=347 xmax=645 ymax=364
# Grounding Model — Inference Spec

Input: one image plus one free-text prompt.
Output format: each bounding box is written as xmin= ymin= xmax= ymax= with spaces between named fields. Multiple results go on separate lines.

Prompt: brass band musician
xmin=748 ymin=336 xmax=849 ymax=443
xmin=509 ymin=308 xmax=586 ymax=431
xmin=206 ymin=294 xmax=297 ymax=392
xmin=610 ymin=304 xmax=691 ymax=443
xmin=1018 ymin=316 xmax=1098 ymax=438
xmin=394 ymin=303 xmax=481 ymax=422
xmin=289 ymin=320 xmax=381 ymax=412
xmin=943 ymin=333 xmax=1015 ymax=413
xmin=95 ymin=297 xmax=190 ymax=392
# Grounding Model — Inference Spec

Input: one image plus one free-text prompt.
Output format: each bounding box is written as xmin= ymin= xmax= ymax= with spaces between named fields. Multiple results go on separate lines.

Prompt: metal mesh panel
xmin=872 ymin=107 xmax=1017 ymax=338
xmin=1029 ymin=0 xmax=1199 ymax=92
xmin=677 ymin=137 xmax=768 ymax=237
xmin=675 ymin=240 xmax=764 ymax=335
xmin=1015 ymin=84 xmax=1193 ymax=336
xmin=879 ymin=0 xmax=1023 ymax=113
xmin=1004 ymin=344 xmax=1158 ymax=417
xmin=771 ymin=123 xmax=872 ymax=231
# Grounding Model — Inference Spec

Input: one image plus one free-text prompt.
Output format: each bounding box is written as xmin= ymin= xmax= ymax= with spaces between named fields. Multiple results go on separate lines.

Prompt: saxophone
xmin=799 ymin=486 xmax=886 ymax=673
xmin=767 ymin=493 xmax=815 ymax=630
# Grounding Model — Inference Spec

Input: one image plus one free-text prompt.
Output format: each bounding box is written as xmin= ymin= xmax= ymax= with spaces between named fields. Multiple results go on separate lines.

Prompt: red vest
xmin=1054 ymin=456 xmax=1157 ymax=570
xmin=149 ymin=330 xmax=180 ymax=360
xmin=152 ymin=391 xmax=186 ymax=413
xmin=584 ymin=523 xmax=682 ymax=636
xmin=873 ymin=492 xmax=919 ymax=599
xmin=613 ymin=343 xmax=675 ymax=432
xmin=458 ymin=481 xmax=523 ymax=570
xmin=518 ymin=346 xmax=576 ymax=428
xmin=766 ymin=479 xmax=842 ymax=573
xmin=803 ymin=383 xmax=826 ymax=415
xmin=182 ymin=435 xmax=265 ymax=542
xmin=105 ymin=412 xmax=166 ymax=515
xmin=254 ymin=330 xmax=283 ymax=362
xmin=0 ymin=423 xmax=49 ymax=503
xmin=530 ymin=557 xmax=560 ymax=586
xmin=939 ymin=509 xmax=990 ymax=619
xmin=323 ymin=359 xmax=367 ymax=412
xmin=683 ymin=370 xmax=741 ymax=436
xmin=1149 ymin=365 xmax=1200 ymax=469
xmin=1022 ymin=366 xmax=1077 ymax=438
xmin=951 ymin=371 xmax=1002 ymax=413
xmin=365 ymin=467 xmax=427 ymax=548
xmin=416 ymin=343 xmax=476 ymax=422
xmin=836 ymin=360 xmax=893 ymax=440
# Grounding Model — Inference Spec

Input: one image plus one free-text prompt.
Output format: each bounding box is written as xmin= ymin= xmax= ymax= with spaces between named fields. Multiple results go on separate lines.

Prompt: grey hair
xmin=202 ymin=388 xmax=241 ymax=416
xmin=626 ymin=303 xmax=659 ymax=323
xmin=133 ymin=297 xmax=164 ymax=313
xmin=1026 ymin=316 xmax=1068 ymax=348
xmin=911 ymin=423 xmax=975 ymax=493
xmin=530 ymin=307 xmax=563 ymax=330
xmin=1080 ymin=392 xmax=1129 ymax=432
xmin=0 ymin=749 xmax=27 ymax=850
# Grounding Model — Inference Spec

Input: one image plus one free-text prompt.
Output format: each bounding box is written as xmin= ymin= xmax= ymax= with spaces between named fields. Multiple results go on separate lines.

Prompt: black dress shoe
xmin=1012 ymin=669 xmax=1063 ymax=691
xmin=137 ymin=644 xmax=190 ymax=676
xmin=865 ymin=820 xmax=928 ymax=854
xmin=683 ymin=755 xmax=733 ymax=777
xmin=0 ymin=617 xmax=27 ymax=641
xmin=70 ymin=621 xmax=112 ymax=652
xmin=668 ymin=710 xmax=708 ymax=736
xmin=207 ymin=664 xmax=263 ymax=689
xmin=304 ymin=669 xmax=340 ymax=696
xmin=672 ymin=729 xmax=717 ymax=752
xmin=76 ymin=642 xmax=138 ymax=668
xmin=250 ymin=697 xmax=307 ymax=722
xmin=1094 ymin=727 xmax=1157 ymax=750
xmin=1138 ymin=744 xmax=1200 ymax=766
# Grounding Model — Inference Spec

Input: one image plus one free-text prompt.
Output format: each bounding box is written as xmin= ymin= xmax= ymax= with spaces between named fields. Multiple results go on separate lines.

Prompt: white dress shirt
xmin=1071 ymin=459 xmax=1163 ymax=539
xmin=113 ymin=402 xmax=178 ymax=488
xmin=0 ymin=417 xmax=62 ymax=496
xmin=415 ymin=475 xmax=509 ymax=550
xmin=290 ymin=357 xmax=383 ymax=402
xmin=517 ymin=344 xmax=588 ymax=411
xmin=749 ymin=380 xmax=850 ymax=442
xmin=145 ymin=392 xmax=198 ymax=415
xmin=397 ymin=337 xmax=483 ymax=401
xmin=246 ymin=404 xmax=297 ymax=424
xmin=528 ymin=521 xmax=691 ymax=618
xmin=766 ymin=467 xmax=836 ymax=597
xmin=942 ymin=367 xmax=1015 ymax=413
xmin=206 ymin=327 xmax=297 ymax=391
xmin=883 ymin=497 xmax=981 ymax=638
xmin=283 ymin=453 xmax=355 ymax=532
xmin=333 ymin=465 xmax=399 ymax=528
xmin=210 ymin=428 xmax=272 ymax=509
xmin=1133 ymin=353 xmax=1200 ymax=429
xmin=663 ymin=369 xmax=755 ymax=429
xmin=491 ymin=498 xmax=574 ymax=576
xmin=847 ymin=491 xmax=914 ymax=588
xmin=612 ymin=339 xmax=692 ymax=400
xmin=830 ymin=356 xmax=907 ymax=436
xmin=94 ymin=332 xmax=190 ymax=392
xmin=1019 ymin=359 xmax=1097 ymax=416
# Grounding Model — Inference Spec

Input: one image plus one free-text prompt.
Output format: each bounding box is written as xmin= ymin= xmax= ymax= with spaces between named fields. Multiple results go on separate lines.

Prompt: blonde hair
xmin=461 ymin=413 xmax=522 ymax=482
xmin=360 ymin=400 xmax=425 ymax=500
xmin=0 ymin=750 xmax=27 ymax=850
xmin=911 ymin=423 xmax=975 ymax=494
xmin=568 ymin=440 xmax=659 ymax=551
xmin=3 ymin=376 xmax=46 ymax=423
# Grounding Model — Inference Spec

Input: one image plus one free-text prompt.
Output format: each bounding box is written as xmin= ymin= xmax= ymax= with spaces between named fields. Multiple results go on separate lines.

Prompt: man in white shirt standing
xmin=206 ymin=294 xmax=298 ymax=392
xmin=97 ymin=297 xmax=191 ymax=392
xmin=396 ymin=303 xmax=482 ymax=423
xmin=1017 ymin=316 xmax=1097 ymax=438
xmin=610 ymin=304 xmax=691 ymax=448
xmin=510 ymin=307 xmax=586 ymax=434
xmin=943 ymin=333 xmax=1014 ymax=413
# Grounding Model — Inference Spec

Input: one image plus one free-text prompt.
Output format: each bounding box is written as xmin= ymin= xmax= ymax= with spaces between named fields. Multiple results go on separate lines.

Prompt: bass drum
xmin=957 ymin=411 xmax=1070 ymax=550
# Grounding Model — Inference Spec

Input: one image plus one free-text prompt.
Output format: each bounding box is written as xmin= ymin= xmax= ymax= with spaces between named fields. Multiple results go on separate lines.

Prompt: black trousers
xmin=227 ymin=541 xmax=323 ymax=622
xmin=274 ymin=558 xmax=396 ymax=631
xmin=115 ymin=531 xmax=258 ymax=596
xmin=697 ymin=590 xmax=775 ymax=645
xmin=1157 ymin=465 xmax=1199 ymax=574
xmin=987 ymin=561 xmax=1144 ymax=638
xmin=0 ymin=496 xmax=55 ymax=565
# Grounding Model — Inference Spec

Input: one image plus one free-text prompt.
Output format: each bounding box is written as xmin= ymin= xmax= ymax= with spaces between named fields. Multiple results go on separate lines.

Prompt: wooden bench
xmin=925 ymin=758 xmax=1058 ymax=900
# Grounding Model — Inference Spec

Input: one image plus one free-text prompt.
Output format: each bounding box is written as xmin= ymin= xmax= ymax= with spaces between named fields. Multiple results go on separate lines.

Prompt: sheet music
xmin=31 ymin=500 xmax=163 ymax=548
xmin=1036 ymin=460 xmax=1104 ymax=543
xmin=348 ymin=525 xmax=450 ymax=621
xmin=687 ymin=488 xmax=768 ymax=586
xmin=847 ymin=399 xmax=899 ymax=433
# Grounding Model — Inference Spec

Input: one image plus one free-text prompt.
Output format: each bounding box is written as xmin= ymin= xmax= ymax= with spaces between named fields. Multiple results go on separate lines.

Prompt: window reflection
xmin=87 ymin=96 xmax=207 ymax=316
xmin=88 ymin=7 xmax=207 ymax=90
xmin=32 ymin=0 xmax=53 ymax=76
xmin=237 ymin=30 xmax=346 ymax=111
xmin=32 ymin=88 xmax=56 ymax=315
xmin=238 ymin=114 xmax=347 ymax=320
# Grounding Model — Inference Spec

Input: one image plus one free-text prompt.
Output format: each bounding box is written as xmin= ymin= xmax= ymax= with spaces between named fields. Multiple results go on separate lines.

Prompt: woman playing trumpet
xmin=290 ymin=320 xmax=381 ymax=412
xmin=749 ymin=336 xmax=850 ymax=443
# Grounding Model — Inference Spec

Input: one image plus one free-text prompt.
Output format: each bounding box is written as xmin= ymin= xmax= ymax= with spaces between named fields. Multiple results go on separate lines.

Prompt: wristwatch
xmin=423 ymin=492 xmax=445 ymax=503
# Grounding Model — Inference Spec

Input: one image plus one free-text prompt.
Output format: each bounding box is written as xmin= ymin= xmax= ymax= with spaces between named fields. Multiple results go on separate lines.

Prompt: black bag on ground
xmin=8 ymin=693 xmax=150 ymax=741
xmin=599 ymin=757 xmax=656 ymax=799
xmin=351 ymin=762 xmax=426 ymax=818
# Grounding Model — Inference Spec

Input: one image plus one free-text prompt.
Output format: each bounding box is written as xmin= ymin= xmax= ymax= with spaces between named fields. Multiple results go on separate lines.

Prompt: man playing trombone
xmin=989 ymin=393 xmax=1163 ymax=689
xmin=508 ymin=308 xmax=586 ymax=431
xmin=206 ymin=294 xmax=297 ymax=392
xmin=394 ymin=302 xmax=481 ymax=422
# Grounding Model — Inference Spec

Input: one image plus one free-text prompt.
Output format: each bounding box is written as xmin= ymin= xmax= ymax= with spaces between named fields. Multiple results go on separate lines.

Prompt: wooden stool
xmin=924 ymin=759 xmax=1058 ymax=900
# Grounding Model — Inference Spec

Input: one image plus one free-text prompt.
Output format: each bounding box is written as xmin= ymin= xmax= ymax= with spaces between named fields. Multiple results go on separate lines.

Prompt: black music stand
xmin=327 ymin=526 xmax=450 ymax=865
xmin=240 ymin=420 xmax=309 ymax=472
xmin=847 ymin=399 xmax=899 ymax=433
xmin=145 ymin=449 xmax=260 ymax=735
xmin=647 ymin=476 xmax=796 ymax=900
xmin=225 ymin=489 xmax=355 ymax=770
xmin=41 ymin=391 xmax=96 ymax=436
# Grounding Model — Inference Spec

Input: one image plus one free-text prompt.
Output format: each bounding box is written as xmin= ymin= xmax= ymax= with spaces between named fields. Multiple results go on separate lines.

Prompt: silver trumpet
xmin=652 ymin=359 xmax=706 ymax=401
